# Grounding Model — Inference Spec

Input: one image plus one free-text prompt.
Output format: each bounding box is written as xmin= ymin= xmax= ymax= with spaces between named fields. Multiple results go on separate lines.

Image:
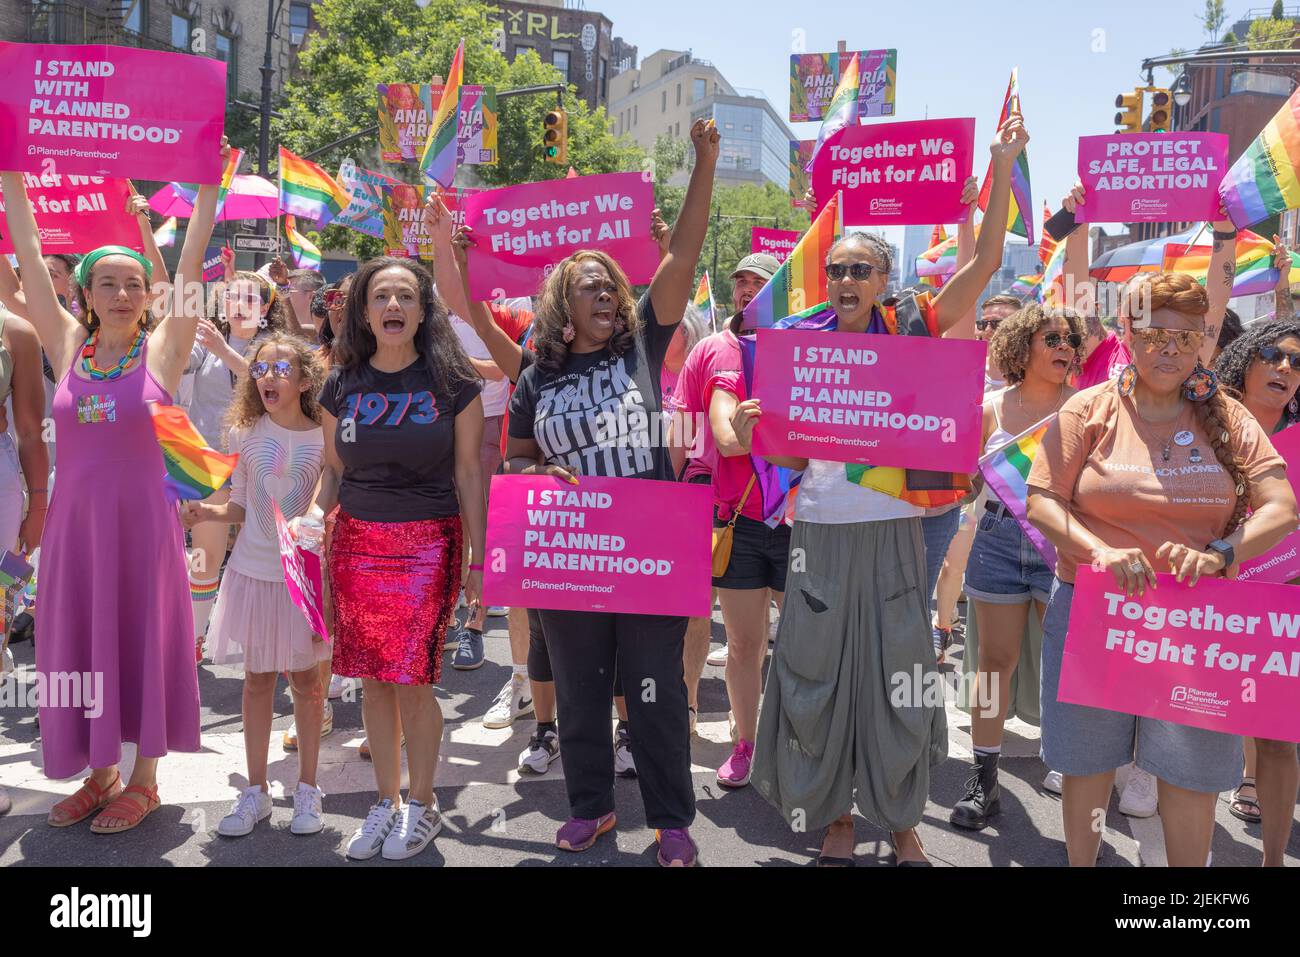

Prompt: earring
xmin=613 ymin=316 xmax=627 ymax=333
xmin=1181 ymin=362 xmax=1219 ymax=403
xmin=1116 ymin=363 xmax=1138 ymax=397
xmin=562 ymin=321 xmax=576 ymax=343
xmin=1289 ymin=395 xmax=1299 ymax=416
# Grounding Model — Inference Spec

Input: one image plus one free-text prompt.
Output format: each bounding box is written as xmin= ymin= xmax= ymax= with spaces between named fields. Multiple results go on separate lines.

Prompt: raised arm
xmin=649 ymin=119 xmax=719 ymax=325
xmin=1272 ymin=235 xmax=1294 ymax=322
xmin=9 ymin=317 xmax=49 ymax=554
xmin=126 ymin=181 xmax=169 ymax=287
xmin=1201 ymin=214 xmax=1237 ymax=366
xmin=944 ymin=176 xmax=981 ymax=340
xmin=0 ymin=255 xmax=29 ymax=320
xmin=1058 ymin=182 xmax=1093 ymax=314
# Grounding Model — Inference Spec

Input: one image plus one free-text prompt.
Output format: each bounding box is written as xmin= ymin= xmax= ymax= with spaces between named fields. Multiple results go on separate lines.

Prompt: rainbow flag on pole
xmin=171 ymin=147 xmax=243 ymax=217
xmin=917 ymin=229 xmax=957 ymax=279
xmin=741 ymin=191 xmax=842 ymax=330
xmin=1041 ymin=236 xmax=1067 ymax=305
xmin=421 ymin=40 xmax=465 ymax=189
xmin=149 ymin=404 xmax=239 ymax=503
xmin=804 ymin=53 xmax=859 ymax=174
xmin=1038 ymin=203 xmax=1057 ymax=266
xmin=1220 ymin=86 xmax=1300 ymax=229
xmin=1160 ymin=228 xmax=1300 ymax=296
xmin=284 ymin=215 xmax=322 ymax=270
xmin=1009 ymin=273 xmax=1043 ymax=300
xmin=153 ymin=216 xmax=177 ymax=248
xmin=692 ymin=271 xmax=716 ymax=329
xmin=279 ymin=147 xmax=350 ymax=226
xmin=978 ymin=68 xmax=1033 ymax=244
xmin=979 ymin=414 xmax=1057 ymax=566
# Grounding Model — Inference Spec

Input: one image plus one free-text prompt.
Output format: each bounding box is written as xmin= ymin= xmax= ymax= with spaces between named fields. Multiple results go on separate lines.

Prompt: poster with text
xmin=381 ymin=182 xmax=433 ymax=260
xmin=0 ymin=172 xmax=140 ymax=254
xmin=376 ymin=83 xmax=497 ymax=166
xmin=789 ymin=49 xmax=897 ymax=123
xmin=336 ymin=160 xmax=401 ymax=238
xmin=1076 ymin=132 xmax=1229 ymax=224
xmin=1238 ymin=425 xmax=1300 ymax=585
xmin=789 ymin=139 xmax=814 ymax=208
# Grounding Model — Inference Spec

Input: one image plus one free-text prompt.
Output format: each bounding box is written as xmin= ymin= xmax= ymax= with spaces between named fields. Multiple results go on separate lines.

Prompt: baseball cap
xmin=730 ymin=253 xmax=781 ymax=282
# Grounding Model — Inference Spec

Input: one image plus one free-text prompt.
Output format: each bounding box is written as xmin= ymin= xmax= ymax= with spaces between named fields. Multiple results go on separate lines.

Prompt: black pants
xmin=526 ymin=607 xmax=622 ymax=695
xmin=538 ymin=609 xmax=694 ymax=829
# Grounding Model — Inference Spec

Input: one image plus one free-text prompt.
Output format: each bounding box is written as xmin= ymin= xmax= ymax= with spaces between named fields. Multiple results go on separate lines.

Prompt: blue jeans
xmin=920 ymin=506 xmax=961 ymax=607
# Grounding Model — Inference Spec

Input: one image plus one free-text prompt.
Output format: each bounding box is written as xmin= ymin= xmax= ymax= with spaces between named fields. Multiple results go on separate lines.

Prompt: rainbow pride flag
xmin=1160 ymin=229 xmax=1300 ymax=297
xmin=284 ymin=215 xmax=321 ymax=270
xmin=979 ymin=414 xmax=1057 ymax=566
xmin=149 ymin=404 xmax=238 ymax=503
xmin=916 ymin=229 xmax=957 ymax=279
xmin=1221 ymin=86 xmax=1300 ymax=229
xmin=1009 ymin=273 xmax=1043 ymax=300
xmin=421 ymin=40 xmax=465 ymax=189
xmin=805 ymin=53 xmax=859 ymax=174
xmin=1038 ymin=203 xmax=1057 ymax=266
xmin=279 ymin=147 xmax=350 ymax=226
xmin=153 ymin=216 xmax=177 ymax=248
xmin=1041 ymin=234 xmax=1067 ymax=305
xmin=692 ymin=271 xmax=715 ymax=328
xmin=741 ymin=191 xmax=842 ymax=330
xmin=978 ymin=68 xmax=1033 ymax=244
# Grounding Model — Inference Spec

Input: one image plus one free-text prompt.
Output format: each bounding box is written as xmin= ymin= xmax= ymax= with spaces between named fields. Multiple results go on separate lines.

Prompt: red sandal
xmin=48 ymin=771 xmax=123 ymax=827
xmin=89 ymin=784 xmax=161 ymax=834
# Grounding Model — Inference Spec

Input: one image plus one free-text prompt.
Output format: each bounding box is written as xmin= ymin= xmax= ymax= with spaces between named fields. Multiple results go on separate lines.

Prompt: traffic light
xmin=1114 ymin=89 xmax=1143 ymax=134
xmin=1146 ymin=88 xmax=1172 ymax=132
xmin=543 ymin=108 xmax=568 ymax=165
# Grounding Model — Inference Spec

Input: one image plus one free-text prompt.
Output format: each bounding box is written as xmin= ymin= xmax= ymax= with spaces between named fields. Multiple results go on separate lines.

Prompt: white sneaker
xmin=290 ymin=782 xmax=324 ymax=835
xmin=707 ymin=643 xmax=728 ymax=666
xmin=217 ymin=785 xmax=272 ymax=837
xmin=486 ymin=605 xmax=510 ymax=617
xmin=346 ymin=798 xmax=400 ymax=860
xmin=483 ymin=675 xmax=534 ymax=729
xmin=614 ymin=727 xmax=636 ymax=778
xmin=1119 ymin=765 xmax=1158 ymax=818
xmin=519 ymin=727 xmax=560 ymax=774
xmin=1042 ymin=769 xmax=1063 ymax=795
xmin=381 ymin=799 xmax=442 ymax=860
xmin=327 ymin=674 xmax=352 ymax=700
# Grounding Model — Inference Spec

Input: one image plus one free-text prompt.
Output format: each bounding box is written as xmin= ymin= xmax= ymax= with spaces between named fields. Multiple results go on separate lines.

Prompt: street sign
xmin=232 ymin=234 xmax=280 ymax=253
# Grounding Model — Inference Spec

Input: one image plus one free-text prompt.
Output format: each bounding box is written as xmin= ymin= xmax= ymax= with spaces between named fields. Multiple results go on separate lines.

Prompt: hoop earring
xmin=1182 ymin=362 xmax=1219 ymax=403
xmin=1116 ymin=363 xmax=1138 ymax=397
xmin=562 ymin=321 xmax=576 ymax=344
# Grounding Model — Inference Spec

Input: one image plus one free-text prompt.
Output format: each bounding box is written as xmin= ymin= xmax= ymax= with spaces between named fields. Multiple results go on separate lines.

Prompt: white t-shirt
xmin=451 ymin=315 xmax=508 ymax=417
xmin=226 ymin=416 xmax=325 ymax=582
xmin=795 ymin=458 xmax=925 ymax=525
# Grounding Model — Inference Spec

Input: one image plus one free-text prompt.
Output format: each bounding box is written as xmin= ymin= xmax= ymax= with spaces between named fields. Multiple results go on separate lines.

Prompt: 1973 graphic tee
xmin=509 ymin=294 xmax=677 ymax=481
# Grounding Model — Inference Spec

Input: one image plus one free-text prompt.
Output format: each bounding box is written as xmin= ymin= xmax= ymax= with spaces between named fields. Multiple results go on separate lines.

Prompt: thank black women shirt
xmin=320 ymin=358 xmax=481 ymax=521
xmin=509 ymin=294 xmax=676 ymax=481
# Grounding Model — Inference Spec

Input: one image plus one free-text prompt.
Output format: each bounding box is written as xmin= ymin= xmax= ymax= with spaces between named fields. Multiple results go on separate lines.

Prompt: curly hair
xmin=225 ymin=270 xmax=290 ymax=339
xmin=1213 ymin=317 xmax=1300 ymax=430
xmin=988 ymin=304 xmax=1083 ymax=385
xmin=224 ymin=332 xmax=327 ymax=432
xmin=1133 ymin=272 xmax=1250 ymax=536
xmin=532 ymin=250 xmax=640 ymax=374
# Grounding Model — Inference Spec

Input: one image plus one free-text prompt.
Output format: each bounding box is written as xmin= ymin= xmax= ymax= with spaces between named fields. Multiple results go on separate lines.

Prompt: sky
xmin=597 ymin=0 xmax=1232 ymax=248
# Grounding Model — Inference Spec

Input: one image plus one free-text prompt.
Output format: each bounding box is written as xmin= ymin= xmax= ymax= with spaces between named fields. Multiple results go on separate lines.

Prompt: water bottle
xmin=291 ymin=506 xmax=326 ymax=554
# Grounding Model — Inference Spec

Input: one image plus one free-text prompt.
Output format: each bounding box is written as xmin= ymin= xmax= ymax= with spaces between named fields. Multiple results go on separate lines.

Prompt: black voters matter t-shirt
xmin=509 ymin=293 xmax=676 ymax=481
xmin=320 ymin=359 xmax=481 ymax=522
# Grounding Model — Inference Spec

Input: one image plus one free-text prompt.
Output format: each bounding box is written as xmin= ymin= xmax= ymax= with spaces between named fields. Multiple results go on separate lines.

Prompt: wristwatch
xmin=1206 ymin=539 xmax=1235 ymax=571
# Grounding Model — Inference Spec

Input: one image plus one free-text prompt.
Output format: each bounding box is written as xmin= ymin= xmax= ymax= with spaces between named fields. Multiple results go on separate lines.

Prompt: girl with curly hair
xmin=182 ymin=333 xmax=329 ymax=839
xmin=949 ymin=304 xmax=1081 ymax=831
xmin=1027 ymin=272 xmax=1299 ymax=866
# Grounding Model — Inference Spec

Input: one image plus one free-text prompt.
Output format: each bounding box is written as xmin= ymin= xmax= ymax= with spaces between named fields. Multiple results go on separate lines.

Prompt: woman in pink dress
xmin=0 ymin=141 xmax=223 ymax=834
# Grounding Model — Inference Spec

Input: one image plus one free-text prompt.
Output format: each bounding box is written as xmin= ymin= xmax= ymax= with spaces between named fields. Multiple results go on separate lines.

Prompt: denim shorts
xmin=921 ymin=506 xmax=961 ymax=604
xmin=964 ymin=505 xmax=1055 ymax=605
xmin=1040 ymin=579 xmax=1243 ymax=793
xmin=713 ymin=512 xmax=791 ymax=591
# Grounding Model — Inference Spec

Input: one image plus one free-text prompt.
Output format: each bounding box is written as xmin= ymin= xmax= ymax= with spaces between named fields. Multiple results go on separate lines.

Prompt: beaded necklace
xmin=80 ymin=326 xmax=146 ymax=381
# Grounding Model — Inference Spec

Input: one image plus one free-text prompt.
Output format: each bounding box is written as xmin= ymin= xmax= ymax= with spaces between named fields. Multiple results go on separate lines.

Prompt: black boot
xmin=949 ymin=752 xmax=1001 ymax=830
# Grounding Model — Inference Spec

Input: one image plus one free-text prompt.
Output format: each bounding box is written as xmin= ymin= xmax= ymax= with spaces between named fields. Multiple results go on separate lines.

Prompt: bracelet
xmin=467 ymin=563 xmax=484 ymax=571
xmin=1213 ymin=228 xmax=1238 ymax=241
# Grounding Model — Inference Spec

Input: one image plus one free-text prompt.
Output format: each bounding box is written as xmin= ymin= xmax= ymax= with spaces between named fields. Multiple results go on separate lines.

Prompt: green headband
xmin=74 ymin=246 xmax=153 ymax=287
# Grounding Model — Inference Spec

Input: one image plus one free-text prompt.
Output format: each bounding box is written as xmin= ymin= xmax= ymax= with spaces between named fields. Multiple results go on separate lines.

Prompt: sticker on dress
xmin=76 ymin=394 xmax=116 ymax=424
xmin=1174 ymin=430 xmax=1194 ymax=446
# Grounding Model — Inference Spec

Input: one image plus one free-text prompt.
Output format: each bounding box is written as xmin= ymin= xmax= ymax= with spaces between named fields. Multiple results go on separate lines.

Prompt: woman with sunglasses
xmin=949 ymin=305 xmax=1082 ymax=830
xmin=733 ymin=115 xmax=1029 ymax=866
xmin=1027 ymin=271 xmax=1298 ymax=866
xmin=316 ymin=277 xmax=353 ymax=366
xmin=1213 ymin=319 xmax=1300 ymax=865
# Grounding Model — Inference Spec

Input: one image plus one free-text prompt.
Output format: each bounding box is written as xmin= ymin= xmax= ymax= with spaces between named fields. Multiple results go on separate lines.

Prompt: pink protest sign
xmin=273 ymin=502 xmax=329 ymax=639
xmin=1058 ymin=568 xmax=1300 ymax=742
xmin=483 ymin=474 xmax=712 ymax=617
xmin=1238 ymin=425 xmax=1300 ymax=585
xmin=0 ymin=172 xmax=139 ymax=254
xmin=751 ymin=227 xmax=800 ymax=263
xmin=0 ymin=42 xmax=226 ymax=183
xmin=811 ymin=118 xmax=974 ymax=224
xmin=462 ymin=172 xmax=659 ymax=299
xmin=750 ymin=328 xmax=985 ymax=471
xmin=1076 ymin=133 xmax=1229 ymax=224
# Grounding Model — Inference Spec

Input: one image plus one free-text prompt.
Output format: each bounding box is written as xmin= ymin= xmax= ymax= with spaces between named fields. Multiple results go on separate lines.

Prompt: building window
xmin=552 ymin=49 xmax=570 ymax=82
xmin=123 ymin=0 xmax=145 ymax=33
xmin=675 ymin=122 xmax=680 ymax=137
xmin=215 ymin=32 xmax=237 ymax=96
xmin=693 ymin=78 xmax=705 ymax=102
xmin=633 ymin=104 xmax=638 ymax=125
xmin=289 ymin=1 xmax=310 ymax=45
xmin=599 ymin=58 xmax=608 ymax=99
xmin=170 ymin=13 xmax=190 ymax=50
xmin=676 ymin=84 xmax=681 ymax=106
xmin=661 ymin=91 xmax=667 ymax=112
xmin=515 ymin=43 xmax=534 ymax=57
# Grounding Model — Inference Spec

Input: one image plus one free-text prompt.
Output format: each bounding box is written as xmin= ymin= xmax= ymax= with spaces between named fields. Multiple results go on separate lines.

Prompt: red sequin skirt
xmin=328 ymin=510 xmax=462 ymax=686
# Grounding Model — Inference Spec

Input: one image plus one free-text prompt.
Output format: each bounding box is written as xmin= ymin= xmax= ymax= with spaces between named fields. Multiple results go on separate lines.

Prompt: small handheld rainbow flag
xmin=150 ymin=403 xmax=239 ymax=503
xmin=153 ymin=216 xmax=177 ymax=248
xmin=979 ymin=414 xmax=1057 ymax=566
xmin=1160 ymin=229 xmax=1299 ymax=297
xmin=916 ymin=228 xmax=956 ymax=279
xmin=284 ymin=215 xmax=322 ymax=270
xmin=977 ymin=68 xmax=1033 ymax=245
xmin=1008 ymin=273 xmax=1043 ymax=301
xmin=692 ymin=271 xmax=716 ymax=329
xmin=1220 ymin=85 xmax=1300 ymax=229
xmin=805 ymin=53 xmax=859 ymax=174
xmin=741 ymin=191 xmax=842 ymax=330
xmin=279 ymin=147 xmax=350 ymax=226
xmin=1038 ymin=203 xmax=1057 ymax=266
xmin=1040 ymin=234 xmax=1067 ymax=305
xmin=421 ymin=40 xmax=465 ymax=190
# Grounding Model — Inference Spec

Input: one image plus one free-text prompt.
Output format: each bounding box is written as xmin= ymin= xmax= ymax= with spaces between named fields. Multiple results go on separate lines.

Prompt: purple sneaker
xmin=555 ymin=811 xmax=616 ymax=852
xmin=716 ymin=739 xmax=754 ymax=788
xmin=656 ymin=827 xmax=698 ymax=867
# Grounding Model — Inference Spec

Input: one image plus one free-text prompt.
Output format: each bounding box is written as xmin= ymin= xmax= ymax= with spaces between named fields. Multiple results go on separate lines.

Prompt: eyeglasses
xmin=1043 ymin=332 xmax=1084 ymax=350
xmin=249 ymin=360 xmax=294 ymax=380
xmin=975 ymin=319 xmax=1002 ymax=332
xmin=1258 ymin=344 xmax=1300 ymax=370
xmin=825 ymin=262 xmax=882 ymax=282
xmin=324 ymin=290 xmax=346 ymax=308
xmin=1133 ymin=327 xmax=1204 ymax=354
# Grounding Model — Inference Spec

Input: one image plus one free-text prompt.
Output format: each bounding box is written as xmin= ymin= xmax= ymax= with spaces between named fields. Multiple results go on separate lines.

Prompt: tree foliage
xmin=1247 ymin=15 xmax=1297 ymax=50
xmin=1199 ymin=0 xmax=1227 ymax=40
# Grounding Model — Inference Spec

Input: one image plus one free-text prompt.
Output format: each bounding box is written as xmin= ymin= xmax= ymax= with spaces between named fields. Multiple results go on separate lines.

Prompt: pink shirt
xmin=669 ymin=330 xmax=741 ymax=483
xmin=1073 ymin=332 xmax=1132 ymax=390
xmin=708 ymin=368 xmax=766 ymax=522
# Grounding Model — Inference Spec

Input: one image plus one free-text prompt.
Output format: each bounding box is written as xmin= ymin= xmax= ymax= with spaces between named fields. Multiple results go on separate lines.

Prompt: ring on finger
xmin=1128 ymin=561 xmax=1143 ymax=573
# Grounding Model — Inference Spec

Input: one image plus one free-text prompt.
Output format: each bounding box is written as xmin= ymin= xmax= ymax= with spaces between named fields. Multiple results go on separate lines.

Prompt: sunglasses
xmin=1043 ymin=332 xmax=1083 ymax=350
xmin=249 ymin=360 xmax=294 ymax=380
xmin=975 ymin=319 xmax=1002 ymax=332
xmin=323 ymin=290 xmax=346 ymax=308
xmin=825 ymin=262 xmax=883 ymax=282
xmin=1258 ymin=344 xmax=1300 ymax=370
xmin=1133 ymin=327 xmax=1204 ymax=354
